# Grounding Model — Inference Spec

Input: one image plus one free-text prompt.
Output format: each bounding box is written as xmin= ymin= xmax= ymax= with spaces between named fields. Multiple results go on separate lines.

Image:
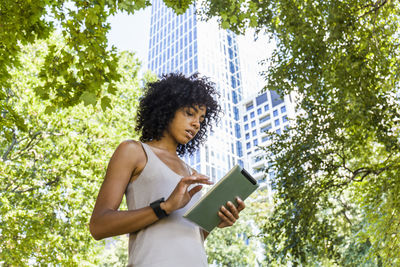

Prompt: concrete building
xmin=240 ymin=90 xmax=296 ymax=194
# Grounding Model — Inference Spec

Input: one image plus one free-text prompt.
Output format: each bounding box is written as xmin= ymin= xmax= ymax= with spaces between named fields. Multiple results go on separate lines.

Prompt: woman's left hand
xmin=217 ymin=197 xmax=245 ymax=228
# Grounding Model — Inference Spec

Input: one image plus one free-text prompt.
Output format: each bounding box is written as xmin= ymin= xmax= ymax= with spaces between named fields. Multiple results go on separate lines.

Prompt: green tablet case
xmin=183 ymin=165 xmax=259 ymax=232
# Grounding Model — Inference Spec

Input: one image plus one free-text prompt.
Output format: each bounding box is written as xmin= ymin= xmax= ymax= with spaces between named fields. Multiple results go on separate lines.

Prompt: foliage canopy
xmin=0 ymin=38 xmax=143 ymax=265
xmin=0 ymin=0 xmax=151 ymax=133
xmin=198 ymin=0 xmax=400 ymax=264
xmin=2 ymin=0 xmax=400 ymax=265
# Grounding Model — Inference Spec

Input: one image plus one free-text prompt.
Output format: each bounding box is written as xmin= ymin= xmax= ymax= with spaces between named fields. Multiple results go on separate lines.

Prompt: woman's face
xmin=164 ymin=105 xmax=206 ymax=145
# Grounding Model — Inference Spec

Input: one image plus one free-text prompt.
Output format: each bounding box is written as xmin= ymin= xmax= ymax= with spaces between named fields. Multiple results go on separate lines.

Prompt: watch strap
xmin=150 ymin=197 xmax=169 ymax=219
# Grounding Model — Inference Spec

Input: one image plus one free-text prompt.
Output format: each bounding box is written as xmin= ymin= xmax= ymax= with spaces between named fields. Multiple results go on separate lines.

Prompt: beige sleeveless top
xmin=125 ymin=143 xmax=208 ymax=267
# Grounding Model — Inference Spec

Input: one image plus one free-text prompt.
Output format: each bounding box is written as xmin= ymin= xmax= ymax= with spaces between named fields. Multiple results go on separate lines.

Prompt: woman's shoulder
xmin=114 ymin=140 xmax=147 ymax=179
xmin=115 ymin=140 xmax=146 ymax=163
xmin=119 ymin=139 xmax=142 ymax=149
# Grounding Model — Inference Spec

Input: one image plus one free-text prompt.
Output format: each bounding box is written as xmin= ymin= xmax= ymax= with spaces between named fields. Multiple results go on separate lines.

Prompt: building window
xmin=282 ymin=115 xmax=288 ymax=122
xmin=253 ymin=139 xmax=258 ymax=146
xmin=270 ymin=90 xmax=284 ymax=107
xmin=246 ymin=103 xmax=254 ymax=111
xmin=253 ymin=168 xmax=263 ymax=174
xmin=259 ymin=115 xmax=270 ymax=124
xmin=231 ymin=76 xmax=237 ymax=89
xmin=273 ymin=109 xmax=278 ymax=117
xmin=232 ymin=91 xmax=238 ymax=104
xmin=250 ymin=112 xmax=255 ymax=118
xmin=229 ymin=61 xmax=235 ymax=74
xmin=262 ymin=136 xmax=270 ymax=142
xmin=281 ymin=105 xmax=286 ymax=113
xmin=252 ymin=129 xmax=257 ymax=136
xmin=256 ymin=93 xmax=268 ymax=105
xmin=243 ymin=115 xmax=248 ymax=122
xmin=257 ymin=108 xmax=262 ymax=115
xmin=196 ymin=150 xmax=200 ymax=163
xmin=196 ymin=165 xmax=200 ymax=173
xmin=254 ymin=156 xmax=262 ymax=163
xmin=245 ymin=133 xmax=250 ymax=140
xmin=246 ymin=142 xmax=251 ymax=149
xmin=238 ymin=159 xmax=244 ymax=168
xmin=276 ymin=129 xmax=281 ymax=135
xmin=236 ymin=141 xmax=243 ymax=157
xmin=264 ymin=104 xmax=269 ymax=111
xmin=261 ymin=124 xmax=272 ymax=132
xmin=251 ymin=120 xmax=256 ymax=127
xmin=275 ymin=119 xmax=280 ymax=126
xmin=235 ymin=123 xmax=241 ymax=138
xmin=244 ymin=124 xmax=249 ymax=131
xmin=234 ymin=106 xmax=239 ymax=121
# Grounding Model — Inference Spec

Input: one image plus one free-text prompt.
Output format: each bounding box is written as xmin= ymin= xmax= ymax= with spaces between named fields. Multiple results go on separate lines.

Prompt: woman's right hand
xmin=161 ymin=174 xmax=213 ymax=214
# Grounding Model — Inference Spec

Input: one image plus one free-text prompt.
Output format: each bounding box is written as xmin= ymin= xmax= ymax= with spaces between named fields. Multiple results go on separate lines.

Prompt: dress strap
xmin=140 ymin=142 xmax=156 ymax=163
xmin=185 ymin=163 xmax=193 ymax=176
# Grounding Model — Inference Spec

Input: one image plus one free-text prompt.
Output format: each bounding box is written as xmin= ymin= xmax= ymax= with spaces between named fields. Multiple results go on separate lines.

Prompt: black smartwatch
xmin=150 ymin=197 xmax=169 ymax=219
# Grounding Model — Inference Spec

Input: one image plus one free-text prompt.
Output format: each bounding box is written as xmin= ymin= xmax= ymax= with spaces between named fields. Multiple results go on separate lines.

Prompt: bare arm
xmin=90 ymin=141 xmax=213 ymax=240
xmin=89 ymin=141 xmax=159 ymax=240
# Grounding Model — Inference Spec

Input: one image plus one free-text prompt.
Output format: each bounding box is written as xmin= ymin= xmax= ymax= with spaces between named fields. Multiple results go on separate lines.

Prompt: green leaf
xmin=100 ymin=96 xmax=112 ymax=111
xmin=80 ymin=91 xmax=97 ymax=106
xmin=221 ymin=20 xmax=230 ymax=29
xmin=45 ymin=106 xmax=56 ymax=114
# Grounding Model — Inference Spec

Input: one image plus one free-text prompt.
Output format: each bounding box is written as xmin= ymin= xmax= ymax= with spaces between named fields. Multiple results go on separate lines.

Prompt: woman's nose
xmin=192 ymin=119 xmax=200 ymax=129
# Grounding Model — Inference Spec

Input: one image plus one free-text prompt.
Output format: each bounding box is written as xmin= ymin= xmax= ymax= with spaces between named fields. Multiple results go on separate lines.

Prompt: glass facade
xmin=148 ymin=1 xmax=198 ymax=76
xmin=148 ymin=0 xmax=245 ymax=181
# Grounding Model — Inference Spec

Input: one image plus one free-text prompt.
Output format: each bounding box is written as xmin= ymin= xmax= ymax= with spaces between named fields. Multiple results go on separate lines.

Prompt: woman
xmin=90 ymin=73 xmax=245 ymax=266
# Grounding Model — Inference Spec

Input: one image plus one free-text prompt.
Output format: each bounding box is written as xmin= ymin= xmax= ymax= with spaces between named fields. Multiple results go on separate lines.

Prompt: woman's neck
xmin=147 ymin=139 xmax=178 ymax=155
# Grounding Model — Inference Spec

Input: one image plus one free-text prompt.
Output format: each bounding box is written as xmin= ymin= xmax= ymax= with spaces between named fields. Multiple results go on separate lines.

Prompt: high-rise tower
xmin=148 ymin=0 xmax=244 ymax=182
xmin=240 ymin=90 xmax=297 ymax=197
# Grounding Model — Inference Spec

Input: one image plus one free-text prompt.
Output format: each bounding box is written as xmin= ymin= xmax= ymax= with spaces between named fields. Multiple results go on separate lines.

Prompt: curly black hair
xmin=135 ymin=73 xmax=221 ymax=156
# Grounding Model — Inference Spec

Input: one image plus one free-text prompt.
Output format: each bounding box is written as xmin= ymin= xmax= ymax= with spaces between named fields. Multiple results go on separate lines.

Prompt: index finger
xmin=190 ymin=173 xmax=209 ymax=179
xmin=182 ymin=175 xmax=213 ymax=185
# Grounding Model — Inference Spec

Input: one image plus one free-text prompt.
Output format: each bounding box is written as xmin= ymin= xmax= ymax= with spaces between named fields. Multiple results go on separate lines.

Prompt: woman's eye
xmin=186 ymin=111 xmax=193 ymax=116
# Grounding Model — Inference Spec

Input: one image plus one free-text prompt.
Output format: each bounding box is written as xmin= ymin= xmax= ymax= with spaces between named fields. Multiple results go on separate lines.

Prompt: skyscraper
xmin=148 ymin=0 xmax=244 ymax=182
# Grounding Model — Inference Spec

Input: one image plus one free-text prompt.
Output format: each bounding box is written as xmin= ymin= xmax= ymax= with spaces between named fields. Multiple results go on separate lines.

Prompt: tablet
xmin=183 ymin=165 xmax=259 ymax=232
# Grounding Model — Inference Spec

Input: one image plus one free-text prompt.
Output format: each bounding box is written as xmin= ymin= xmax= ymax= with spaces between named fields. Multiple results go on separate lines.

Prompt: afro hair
xmin=135 ymin=73 xmax=221 ymax=156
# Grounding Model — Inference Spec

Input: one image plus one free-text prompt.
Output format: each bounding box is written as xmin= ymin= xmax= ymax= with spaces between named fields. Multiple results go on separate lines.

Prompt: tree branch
xmin=359 ymin=0 xmax=388 ymax=18
xmin=12 ymin=176 xmax=61 ymax=194
xmin=2 ymin=131 xmax=17 ymax=161
xmin=337 ymin=197 xmax=353 ymax=226
xmin=10 ymin=131 xmax=42 ymax=160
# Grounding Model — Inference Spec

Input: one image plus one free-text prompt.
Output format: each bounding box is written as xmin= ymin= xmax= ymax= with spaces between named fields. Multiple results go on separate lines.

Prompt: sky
xmin=107 ymin=7 xmax=152 ymax=68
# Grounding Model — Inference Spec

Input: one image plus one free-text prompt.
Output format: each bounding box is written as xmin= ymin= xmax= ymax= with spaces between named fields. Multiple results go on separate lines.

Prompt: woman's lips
xmin=185 ymin=130 xmax=194 ymax=139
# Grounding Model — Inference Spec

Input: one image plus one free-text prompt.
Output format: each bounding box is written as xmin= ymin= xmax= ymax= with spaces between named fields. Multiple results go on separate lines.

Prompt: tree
xmin=0 ymin=0 xmax=151 ymax=136
xmin=95 ymin=235 xmax=129 ymax=266
xmin=196 ymin=0 xmax=400 ymax=265
xmin=0 ymin=38 xmax=144 ymax=265
xmin=205 ymin=190 xmax=272 ymax=266
xmin=3 ymin=0 xmax=400 ymax=264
